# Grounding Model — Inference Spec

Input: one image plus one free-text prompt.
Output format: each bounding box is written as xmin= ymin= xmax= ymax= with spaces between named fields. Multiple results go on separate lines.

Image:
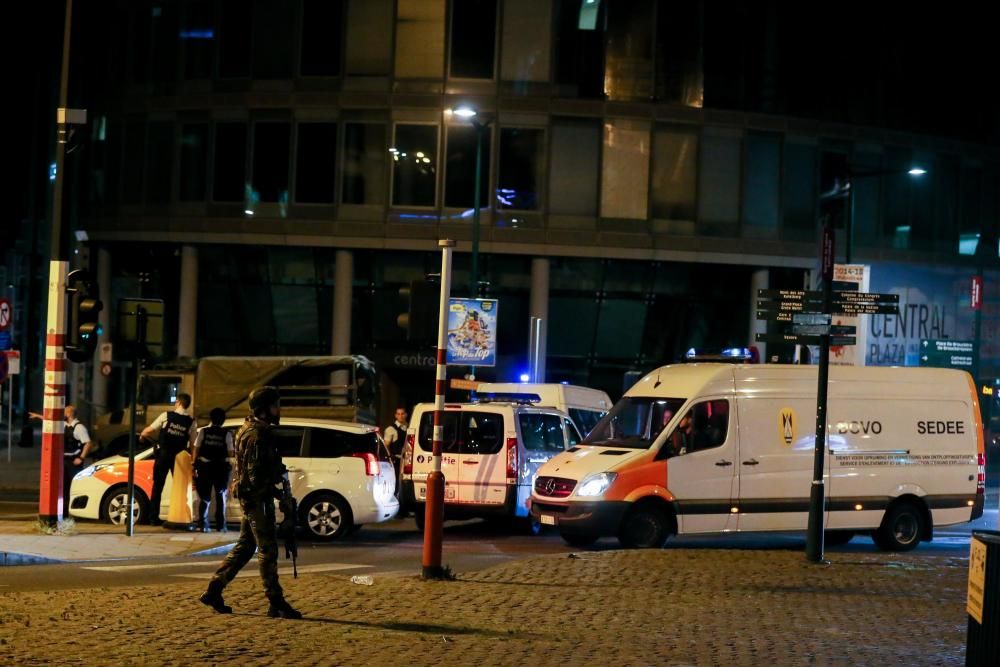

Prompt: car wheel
xmin=301 ymin=494 xmax=351 ymax=541
xmin=824 ymin=530 xmax=855 ymax=546
xmin=102 ymin=486 xmax=148 ymax=526
xmin=560 ymin=531 xmax=599 ymax=548
xmin=618 ymin=505 xmax=669 ymax=549
xmin=873 ymin=502 xmax=924 ymax=552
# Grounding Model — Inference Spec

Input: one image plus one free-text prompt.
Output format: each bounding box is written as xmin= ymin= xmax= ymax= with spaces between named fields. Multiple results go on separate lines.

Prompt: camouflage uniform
xmin=209 ymin=416 xmax=285 ymax=602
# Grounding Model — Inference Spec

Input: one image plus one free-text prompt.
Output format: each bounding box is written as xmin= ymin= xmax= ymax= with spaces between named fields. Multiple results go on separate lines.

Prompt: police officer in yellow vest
xmin=141 ymin=393 xmax=196 ymax=526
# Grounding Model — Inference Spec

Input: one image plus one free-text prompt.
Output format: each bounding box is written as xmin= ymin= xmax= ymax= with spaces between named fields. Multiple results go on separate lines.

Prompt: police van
xmin=530 ymin=364 xmax=985 ymax=550
xmin=474 ymin=382 xmax=611 ymax=435
xmin=401 ymin=397 xmax=582 ymax=530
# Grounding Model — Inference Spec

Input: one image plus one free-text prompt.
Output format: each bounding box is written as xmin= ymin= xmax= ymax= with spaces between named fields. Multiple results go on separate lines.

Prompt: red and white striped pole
xmin=40 ymin=261 xmax=69 ymax=524
xmin=422 ymin=239 xmax=455 ymax=579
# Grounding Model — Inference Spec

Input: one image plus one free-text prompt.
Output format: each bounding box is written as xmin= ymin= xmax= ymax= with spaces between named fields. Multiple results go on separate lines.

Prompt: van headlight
xmin=576 ymin=472 xmax=617 ymax=497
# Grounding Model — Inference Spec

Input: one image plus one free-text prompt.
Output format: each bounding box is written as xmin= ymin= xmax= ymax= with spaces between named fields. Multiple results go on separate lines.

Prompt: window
xmin=141 ymin=376 xmax=183 ymax=405
xmin=179 ymin=124 xmax=208 ymax=201
xmin=252 ymin=122 xmax=290 ymax=203
xmin=252 ymin=0 xmax=294 ymax=79
xmin=654 ymin=0 xmax=703 ymax=106
xmin=150 ymin=4 xmax=179 ymax=85
xmin=300 ymin=0 xmax=343 ymax=76
xmin=345 ymin=0 xmax=392 ymax=76
xmin=554 ymin=0 xmax=605 ymax=98
xmin=308 ymin=428 xmax=386 ymax=460
xmin=181 ymin=1 xmax=215 ymax=80
xmin=698 ymin=128 xmax=742 ymax=229
xmin=218 ymin=0 xmax=251 ymax=78
xmin=342 ymin=123 xmax=386 ymax=205
xmin=549 ymin=118 xmax=600 ymax=216
xmin=664 ymin=399 xmax=730 ymax=457
xmin=584 ymin=397 xmax=687 ymax=450
xmin=417 ymin=411 xmax=504 ymax=455
xmin=122 ymin=117 xmax=146 ymax=204
xmin=600 ymin=120 xmax=650 ymax=219
xmin=742 ymin=132 xmax=782 ymax=232
xmin=145 ymin=121 xmax=174 ymax=205
xmin=500 ymin=0 xmax=551 ymax=83
xmin=851 ymin=148 xmax=882 ymax=246
xmin=782 ymin=139 xmax=817 ymax=232
xmin=603 ymin=0 xmax=654 ymax=100
xmin=271 ymin=427 xmax=305 ymax=458
xmin=213 ymin=122 xmax=247 ymax=202
xmin=445 ymin=125 xmax=490 ymax=208
xmin=497 ymin=128 xmax=543 ymax=210
xmin=651 ymin=125 xmax=698 ymax=220
xmin=395 ymin=0 xmax=446 ymax=79
xmin=564 ymin=418 xmax=582 ymax=446
xmin=449 ymin=0 xmax=496 ymax=79
xmin=568 ymin=409 xmax=605 ymax=436
xmin=519 ymin=413 xmax=566 ymax=452
xmin=295 ymin=123 xmax=336 ymax=203
xmin=392 ymin=124 xmax=438 ymax=207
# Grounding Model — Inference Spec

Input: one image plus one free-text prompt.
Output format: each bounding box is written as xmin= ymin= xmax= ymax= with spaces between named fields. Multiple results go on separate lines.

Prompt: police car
xmin=69 ymin=418 xmax=399 ymax=540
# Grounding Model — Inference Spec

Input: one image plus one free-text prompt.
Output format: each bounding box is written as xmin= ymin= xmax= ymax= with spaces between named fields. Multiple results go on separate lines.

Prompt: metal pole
xmin=422 ymin=239 xmax=455 ymax=579
xmin=470 ymin=123 xmax=484 ymax=298
xmin=7 ymin=377 xmax=12 ymax=464
xmin=845 ymin=180 xmax=855 ymax=265
xmin=126 ymin=307 xmax=146 ymax=537
xmin=39 ymin=0 xmax=74 ymax=526
xmin=806 ymin=225 xmax=835 ymax=563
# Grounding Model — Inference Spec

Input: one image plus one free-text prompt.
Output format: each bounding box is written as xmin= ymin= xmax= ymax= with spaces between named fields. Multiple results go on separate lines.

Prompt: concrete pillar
xmin=331 ymin=250 xmax=354 ymax=404
xmin=529 ymin=257 xmax=550 ymax=382
xmin=90 ymin=247 xmax=112 ymax=417
xmin=177 ymin=245 xmax=198 ymax=359
xmin=750 ymin=268 xmax=769 ymax=362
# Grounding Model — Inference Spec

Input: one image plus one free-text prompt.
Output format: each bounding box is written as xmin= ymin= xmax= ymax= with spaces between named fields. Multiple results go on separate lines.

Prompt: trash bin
xmin=966 ymin=530 xmax=1000 ymax=665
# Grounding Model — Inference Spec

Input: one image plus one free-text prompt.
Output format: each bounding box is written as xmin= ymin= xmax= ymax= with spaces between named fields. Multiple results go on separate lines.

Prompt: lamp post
xmin=830 ymin=166 xmax=927 ymax=265
xmin=450 ymin=107 xmax=492 ymax=297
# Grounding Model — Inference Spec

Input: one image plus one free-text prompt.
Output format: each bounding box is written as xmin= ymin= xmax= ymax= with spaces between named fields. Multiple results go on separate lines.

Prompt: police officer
xmin=141 ymin=392 xmax=196 ymax=526
xmin=383 ymin=406 xmax=408 ymax=496
xmin=63 ymin=405 xmax=94 ymax=510
xmin=192 ymin=408 xmax=234 ymax=532
xmin=199 ymin=387 xmax=301 ymax=619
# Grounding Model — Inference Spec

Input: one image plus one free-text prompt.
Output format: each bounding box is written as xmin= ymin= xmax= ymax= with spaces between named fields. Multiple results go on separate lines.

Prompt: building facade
xmin=17 ymin=0 xmax=1000 ymax=416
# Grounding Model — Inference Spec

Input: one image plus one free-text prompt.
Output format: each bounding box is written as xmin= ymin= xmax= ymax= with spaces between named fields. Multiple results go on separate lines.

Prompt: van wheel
xmin=824 ymin=530 xmax=855 ymax=546
xmin=560 ymin=531 xmax=599 ymax=548
xmin=413 ymin=508 xmax=426 ymax=532
xmin=618 ymin=506 xmax=670 ymax=549
xmin=873 ymin=502 xmax=924 ymax=552
xmin=301 ymin=493 xmax=352 ymax=541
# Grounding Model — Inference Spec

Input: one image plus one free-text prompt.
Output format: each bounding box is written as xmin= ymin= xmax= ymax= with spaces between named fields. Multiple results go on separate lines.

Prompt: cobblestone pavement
xmin=0 ymin=549 xmax=970 ymax=666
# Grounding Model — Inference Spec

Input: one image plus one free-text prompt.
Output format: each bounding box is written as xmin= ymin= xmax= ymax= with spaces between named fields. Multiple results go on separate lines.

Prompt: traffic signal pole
xmin=422 ymin=239 xmax=455 ymax=579
xmin=39 ymin=0 xmax=74 ymax=525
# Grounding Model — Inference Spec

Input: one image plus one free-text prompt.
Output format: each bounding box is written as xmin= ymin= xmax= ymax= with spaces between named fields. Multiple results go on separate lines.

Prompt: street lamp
xmin=449 ymin=106 xmax=492 ymax=297
xmin=823 ymin=166 xmax=928 ymax=264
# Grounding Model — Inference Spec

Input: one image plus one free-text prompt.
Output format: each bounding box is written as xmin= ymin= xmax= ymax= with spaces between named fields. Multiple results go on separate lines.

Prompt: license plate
xmin=540 ymin=514 xmax=556 ymax=526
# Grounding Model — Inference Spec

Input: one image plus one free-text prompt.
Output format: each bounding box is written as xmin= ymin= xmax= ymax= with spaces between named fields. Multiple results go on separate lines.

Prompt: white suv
xmin=69 ymin=418 xmax=399 ymax=541
xmin=400 ymin=400 xmax=581 ymax=529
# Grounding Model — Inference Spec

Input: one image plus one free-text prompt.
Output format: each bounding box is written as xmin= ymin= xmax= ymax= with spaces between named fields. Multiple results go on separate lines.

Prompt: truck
xmin=92 ymin=355 xmax=377 ymax=456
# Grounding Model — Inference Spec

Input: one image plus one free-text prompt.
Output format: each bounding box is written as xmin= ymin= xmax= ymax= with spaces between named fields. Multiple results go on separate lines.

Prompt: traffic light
xmin=397 ymin=279 xmax=440 ymax=343
xmin=65 ymin=269 xmax=103 ymax=363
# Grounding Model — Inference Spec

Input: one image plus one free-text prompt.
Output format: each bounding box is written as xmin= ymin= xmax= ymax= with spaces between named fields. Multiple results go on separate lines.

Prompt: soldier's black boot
xmin=199 ymin=578 xmax=233 ymax=614
xmin=266 ymin=598 xmax=302 ymax=620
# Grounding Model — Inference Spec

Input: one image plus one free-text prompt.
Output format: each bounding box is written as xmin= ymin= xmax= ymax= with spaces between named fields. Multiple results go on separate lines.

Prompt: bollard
xmin=965 ymin=530 xmax=999 ymax=665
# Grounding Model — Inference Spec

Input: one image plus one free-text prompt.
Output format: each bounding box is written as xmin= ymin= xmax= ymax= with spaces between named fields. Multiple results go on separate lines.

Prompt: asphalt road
xmin=0 ymin=501 xmax=996 ymax=594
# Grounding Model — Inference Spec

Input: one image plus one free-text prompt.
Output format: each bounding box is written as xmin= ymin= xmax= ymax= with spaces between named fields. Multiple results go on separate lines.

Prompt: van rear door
xmin=457 ymin=410 xmax=507 ymax=506
xmin=414 ymin=410 xmax=462 ymax=504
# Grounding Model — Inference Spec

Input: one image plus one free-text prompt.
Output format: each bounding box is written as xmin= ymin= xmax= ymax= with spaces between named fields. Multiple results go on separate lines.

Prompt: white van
xmin=530 ymin=364 xmax=986 ymax=551
xmin=401 ymin=399 xmax=582 ymax=529
xmin=474 ymin=383 xmax=611 ymax=435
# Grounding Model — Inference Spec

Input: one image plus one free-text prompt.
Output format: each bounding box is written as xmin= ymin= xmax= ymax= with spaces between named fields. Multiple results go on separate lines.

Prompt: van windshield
xmin=582 ymin=397 xmax=686 ymax=449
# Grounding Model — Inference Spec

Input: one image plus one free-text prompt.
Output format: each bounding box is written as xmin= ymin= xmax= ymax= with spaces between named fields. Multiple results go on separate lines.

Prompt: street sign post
xmin=918 ymin=340 xmax=977 ymax=370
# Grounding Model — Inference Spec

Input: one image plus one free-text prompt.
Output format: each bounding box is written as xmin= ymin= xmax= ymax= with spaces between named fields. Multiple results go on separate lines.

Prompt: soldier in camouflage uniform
xmin=199 ymin=387 xmax=302 ymax=619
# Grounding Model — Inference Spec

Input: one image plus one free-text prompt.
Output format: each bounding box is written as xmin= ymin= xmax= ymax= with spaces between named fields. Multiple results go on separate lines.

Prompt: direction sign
xmin=790 ymin=324 xmax=857 ymax=337
xmin=0 ymin=299 xmax=11 ymax=331
xmin=756 ymin=333 xmax=857 ymax=346
xmin=918 ymin=339 xmax=977 ymax=369
xmin=757 ymin=289 xmax=898 ymax=304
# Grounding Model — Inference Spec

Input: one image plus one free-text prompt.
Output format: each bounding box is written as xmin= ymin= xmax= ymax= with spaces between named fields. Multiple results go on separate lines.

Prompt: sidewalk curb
xmin=0 ymin=551 xmax=64 ymax=567
xmin=186 ymin=543 xmax=238 ymax=558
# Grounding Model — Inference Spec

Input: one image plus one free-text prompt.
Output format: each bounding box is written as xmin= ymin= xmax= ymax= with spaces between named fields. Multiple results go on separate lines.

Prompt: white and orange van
xmin=530 ymin=363 xmax=985 ymax=550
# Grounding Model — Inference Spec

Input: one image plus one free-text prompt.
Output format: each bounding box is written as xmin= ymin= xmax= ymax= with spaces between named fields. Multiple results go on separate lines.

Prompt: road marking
xmin=82 ymin=562 xmax=211 ymax=572
xmin=171 ymin=563 xmax=371 ymax=579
